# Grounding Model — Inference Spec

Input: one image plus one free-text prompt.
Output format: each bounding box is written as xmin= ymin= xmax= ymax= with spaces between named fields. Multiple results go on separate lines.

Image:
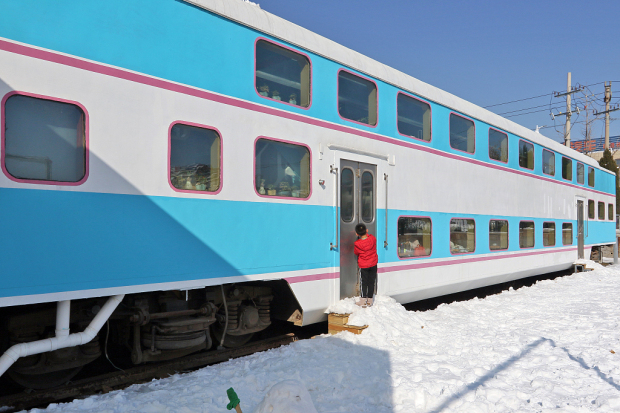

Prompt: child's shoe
xmin=355 ymin=297 xmax=365 ymax=307
xmin=366 ymin=297 xmax=374 ymax=307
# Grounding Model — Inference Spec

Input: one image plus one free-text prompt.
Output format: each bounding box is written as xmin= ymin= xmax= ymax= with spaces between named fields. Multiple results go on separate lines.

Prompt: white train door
xmin=339 ymin=159 xmax=377 ymax=299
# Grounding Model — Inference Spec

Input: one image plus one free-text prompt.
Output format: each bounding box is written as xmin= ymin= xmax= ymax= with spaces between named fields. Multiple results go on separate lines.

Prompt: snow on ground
xmin=24 ymin=264 xmax=620 ymax=412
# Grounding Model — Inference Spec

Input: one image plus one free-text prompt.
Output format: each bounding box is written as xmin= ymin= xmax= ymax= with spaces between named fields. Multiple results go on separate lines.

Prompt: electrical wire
xmin=105 ymin=320 xmax=124 ymax=371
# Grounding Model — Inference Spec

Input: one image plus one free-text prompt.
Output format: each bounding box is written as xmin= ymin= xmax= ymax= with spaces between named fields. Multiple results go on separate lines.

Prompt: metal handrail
xmin=330 ymin=164 xmax=339 ymax=250
xmin=384 ymin=173 xmax=388 ymax=248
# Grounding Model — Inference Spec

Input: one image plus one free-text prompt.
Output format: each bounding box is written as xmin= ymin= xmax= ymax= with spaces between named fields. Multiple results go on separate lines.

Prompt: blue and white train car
xmin=0 ymin=0 xmax=615 ymax=387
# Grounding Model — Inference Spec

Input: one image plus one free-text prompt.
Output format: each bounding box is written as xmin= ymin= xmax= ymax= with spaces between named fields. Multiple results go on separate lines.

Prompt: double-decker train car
xmin=0 ymin=0 xmax=615 ymax=388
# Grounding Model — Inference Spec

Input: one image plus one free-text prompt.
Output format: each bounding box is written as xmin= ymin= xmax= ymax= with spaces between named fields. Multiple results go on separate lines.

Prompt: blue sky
xmin=255 ymin=0 xmax=620 ymax=144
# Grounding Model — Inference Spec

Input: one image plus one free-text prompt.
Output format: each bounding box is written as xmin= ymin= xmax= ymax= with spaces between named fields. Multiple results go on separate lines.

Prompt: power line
xmin=484 ymin=81 xmax=607 ymax=109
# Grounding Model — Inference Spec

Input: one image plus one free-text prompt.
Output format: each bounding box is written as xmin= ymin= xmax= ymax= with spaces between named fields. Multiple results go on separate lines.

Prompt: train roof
xmin=184 ymin=0 xmax=611 ymax=174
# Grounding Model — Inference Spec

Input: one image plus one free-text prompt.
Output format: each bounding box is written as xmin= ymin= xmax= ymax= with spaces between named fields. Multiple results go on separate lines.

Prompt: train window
xmin=518 ymin=140 xmax=534 ymax=170
xmin=588 ymin=200 xmax=595 ymax=219
xmin=543 ymin=222 xmax=556 ymax=247
xmin=361 ymin=171 xmax=374 ymax=223
xmin=397 ymin=93 xmax=431 ymax=141
xmin=169 ymin=123 xmax=221 ymax=192
xmin=450 ymin=218 xmax=475 ymax=254
xmin=562 ymin=223 xmax=573 ymax=245
xmin=449 ymin=113 xmax=475 ymax=154
xmin=3 ymin=93 xmax=87 ymax=184
xmin=338 ymin=70 xmax=377 ymax=126
xmin=598 ymin=202 xmax=605 ymax=220
xmin=488 ymin=129 xmax=508 ymax=163
xmin=562 ymin=157 xmax=572 ymax=181
xmin=489 ymin=220 xmax=508 ymax=250
xmin=542 ymin=149 xmax=555 ymax=176
xmin=255 ymin=138 xmax=310 ymax=199
xmin=609 ymin=204 xmax=614 ymax=221
xmin=577 ymin=163 xmax=584 ymax=184
xmin=398 ymin=217 xmax=432 ymax=258
xmin=255 ymin=39 xmax=311 ymax=108
xmin=519 ymin=221 xmax=535 ymax=248
xmin=588 ymin=167 xmax=595 ymax=187
xmin=341 ymin=168 xmax=354 ymax=222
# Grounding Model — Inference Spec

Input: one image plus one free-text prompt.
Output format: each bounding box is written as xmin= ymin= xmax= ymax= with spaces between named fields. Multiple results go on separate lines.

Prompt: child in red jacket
xmin=354 ymin=223 xmax=378 ymax=307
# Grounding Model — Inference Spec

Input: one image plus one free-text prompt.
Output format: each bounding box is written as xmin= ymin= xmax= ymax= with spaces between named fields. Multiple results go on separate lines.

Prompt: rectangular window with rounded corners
xmin=397 ymin=93 xmax=431 ymax=141
xmin=450 ymin=218 xmax=475 ymax=254
xmin=518 ymin=140 xmax=534 ymax=170
xmin=255 ymin=138 xmax=310 ymax=199
xmin=488 ymin=129 xmax=508 ymax=163
xmin=169 ymin=123 xmax=221 ymax=193
xmin=3 ymin=93 xmax=87 ymax=184
xmin=489 ymin=219 xmax=508 ymax=250
xmin=598 ymin=201 xmax=605 ymax=220
xmin=542 ymin=149 xmax=555 ymax=176
xmin=338 ymin=70 xmax=377 ymax=126
xmin=449 ymin=113 xmax=475 ymax=153
xmin=255 ymin=39 xmax=311 ymax=108
xmin=562 ymin=223 xmax=573 ymax=245
xmin=562 ymin=157 xmax=572 ymax=181
xmin=577 ymin=163 xmax=584 ymax=184
xmin=398 ymin=217 xmax=432 ymax=258
xmin=543 ymin=222 xmax=556 ymax=247
xmin=609 ymin=204 xmax=614 ymax=221
xmin=588 ymin=167 xmax=595 ymax=187
xmin=588 ymin=200 xmax=595 ymax=219
xmin=519 ymin=221 xmax=535 ymax=248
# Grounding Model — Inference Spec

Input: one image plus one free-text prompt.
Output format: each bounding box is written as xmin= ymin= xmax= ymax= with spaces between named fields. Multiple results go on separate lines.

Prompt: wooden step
xmin=327 ymin=313 xmax=368 ymax=335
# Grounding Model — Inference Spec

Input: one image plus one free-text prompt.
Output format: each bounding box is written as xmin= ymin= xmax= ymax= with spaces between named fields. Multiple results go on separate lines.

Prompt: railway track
xmin=0 ymin=333 xmax=296 ymax=412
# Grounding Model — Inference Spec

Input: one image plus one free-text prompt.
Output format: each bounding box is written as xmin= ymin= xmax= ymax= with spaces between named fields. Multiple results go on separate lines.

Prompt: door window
xmin=341 ymin=168 xmax=354 ymax=222
xmin=361 ymin=171 xmax=374 ymax=223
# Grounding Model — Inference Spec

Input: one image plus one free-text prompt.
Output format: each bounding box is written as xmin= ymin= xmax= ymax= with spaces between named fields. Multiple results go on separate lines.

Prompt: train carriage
xmin=0 ymin=0 xmax=615 ymax=388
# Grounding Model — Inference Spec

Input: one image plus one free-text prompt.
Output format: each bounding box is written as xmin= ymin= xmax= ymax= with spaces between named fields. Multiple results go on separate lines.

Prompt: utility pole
xmin=594 ymin=82 xmax=619 ymax=147
xmin=551 ymin=73 xmax=582 ymax=147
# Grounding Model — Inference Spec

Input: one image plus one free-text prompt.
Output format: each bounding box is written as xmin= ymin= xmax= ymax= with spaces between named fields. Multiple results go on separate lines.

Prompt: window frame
xmin=254 ymin=37 xmax=312 ymax=110
xmin=562 ymin=222 xmax=573 ymax=245
xmin=542 ymin=221 xmax=556 ymax=247
xmin=518 ymin=139 xmax=535 ymax=170
xmin=609 ymin=203 xmax=614 ymax=221
xmin=449 ymin=217 xmax=476 ymax=255
xmin=1 ymin=90 xmax=89 ymax=186
xmin=396 ymin=91 xmax=432 ymax=143
xmin=253 ymin=136 xmax=312 ymax=201
xmin=576 ymin=162 xmax=584 ymax=184
xmin=598 ymin=201 xmax=605 ymax=220
xmin=449 ymin=112 xmax=476 ymax=155
xmin=167 ymin=121 xmax=223 ymax=195
xmin=397 ymin=215 xmax=433 ymax=260
xmin=588 ymin=167 xmax=595 ymax=187
xmin=337 ymin=68 xmax=378 ymax=128
xmin=488 ymin=127 xmax=508 ymax=164
xmin=588 ymin=199 xmax=595 ymax=219
xmin=542 ymin=148 xmax=555 ymax=176
xmin=488 ymin=219 xmax=509 ymax=251
xmin=561 ymin=156 xmax=573 ymax=182
xmin=519 ymin=220 xmax=535 ymax=249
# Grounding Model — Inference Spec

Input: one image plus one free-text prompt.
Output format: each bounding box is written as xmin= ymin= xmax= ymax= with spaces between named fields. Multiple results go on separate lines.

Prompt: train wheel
xmin=8 ymin=367 xmax=82 ymax=390
xmin=211 ymin=325 xmax=254 ymax=348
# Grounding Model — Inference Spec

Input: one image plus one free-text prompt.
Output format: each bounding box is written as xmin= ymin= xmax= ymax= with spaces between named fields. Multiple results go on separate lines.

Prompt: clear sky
xmin=254 ymin=0 xmax=620 ymax=144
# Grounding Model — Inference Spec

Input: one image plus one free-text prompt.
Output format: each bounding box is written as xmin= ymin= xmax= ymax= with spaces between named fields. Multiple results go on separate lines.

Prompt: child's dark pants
xmin=360 ymin=265 xmax=377 ymax=298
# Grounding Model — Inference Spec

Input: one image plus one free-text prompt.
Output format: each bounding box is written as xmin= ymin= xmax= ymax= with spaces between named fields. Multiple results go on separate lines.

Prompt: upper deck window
xmin=588 ymin=167 xmax=595 ymax=187
xmin=255 ymin=40 xmax=311 ymax=108
xmin=449 ymin=114 xmax=475 ymax=153
xmin=562 ymin=157 xmax=572 ymax=181
xmin=397 ymin=93 xmax=431 ymax=141
xmin=577 ymin=163 xmax=584 ymax=184
xmin=3 ymin=93 xmax=87 ymax=184
xmin=338 ymin=70 xmax=377 ymax=126
xmin=542 ymin=149 xmax=555 ymax=176
xmin=488 ymin=129 xmax=508 ymax=163
xmin=519 ymin=140 xmax=534 ymax=170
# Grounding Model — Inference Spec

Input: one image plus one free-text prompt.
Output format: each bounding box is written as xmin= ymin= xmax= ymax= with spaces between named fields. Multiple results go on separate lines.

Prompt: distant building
xmin=571 ymin=136 xmax=620 ymax=166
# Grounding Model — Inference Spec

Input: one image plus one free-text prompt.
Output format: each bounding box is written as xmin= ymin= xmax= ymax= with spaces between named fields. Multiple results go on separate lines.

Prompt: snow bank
xmin=253 ymin=380 xmax=317 ymax=413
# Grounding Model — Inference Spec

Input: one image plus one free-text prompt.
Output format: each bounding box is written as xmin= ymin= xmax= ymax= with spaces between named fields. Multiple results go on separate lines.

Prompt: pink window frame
xmin=518 ymin=220 xmax=535 ymax=249
xmin=588 ymin=199 xmax=595 ymax=219
xmin=337 ymin=68 xmax=378 ymax=128
xmin=254 ymin=37 xmax=312 ymax=110
xmin=609 ymin=203 xmax=614 ymax=221
xmin=449 ymin=112 xmax=476 ymax=155
xmin=253 ymin=136 xmax=312 ymax=201
xmin=396 ymin=92 xmax=432 ymax=143
xmin=396 ymin=215 xmax=433 ymax=260
xmin=587 ymin=167 xmax=595 ymax=187
xmin=561 ymin=156 xmax=573 ymax=182
xmin=488 ymin=219 xmax=509 ymax=251
xmin=518 ymin=139 xmax=534 ymax=171
xmin=561 ymin=222 xmax=573 ymax=245
xmin=488 ymin=127 xmax=508 ymax=164
xmin=449 ymin=217 xmax=476 ymax=255
xmin=542 ymin=149 xmax=555 ymax=176
xmin=576 ymin=162 xmax=585 ymax=184
xmin=1 ymin=91 xmax=89 ymax=186
xmin=598 ymin=201 xmax=605 ymax=220
xmin=167 ymin=121 xmax=223 ymax=195
xmin=542 ymin=221 xmax=556 ymax=247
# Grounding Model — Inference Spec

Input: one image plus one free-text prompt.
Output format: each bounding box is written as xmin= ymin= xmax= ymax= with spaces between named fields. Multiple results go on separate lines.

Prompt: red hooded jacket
xmin=354 ymin=233 xmax=378 ymax=268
